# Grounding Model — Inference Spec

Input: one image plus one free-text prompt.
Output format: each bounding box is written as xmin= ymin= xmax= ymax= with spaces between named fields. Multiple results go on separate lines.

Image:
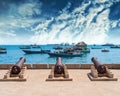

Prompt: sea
xmin=0 ymin=44 xmax=120 ymax=64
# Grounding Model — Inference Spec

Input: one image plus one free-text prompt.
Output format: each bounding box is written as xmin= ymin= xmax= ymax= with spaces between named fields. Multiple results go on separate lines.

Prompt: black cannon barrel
xmin=54 ymin=57 xmax=64 ymax=74
xmin=11 ymin=57 xmax=26 ymax=74
xmin=91 ymin=57 xmax=106 ymax=74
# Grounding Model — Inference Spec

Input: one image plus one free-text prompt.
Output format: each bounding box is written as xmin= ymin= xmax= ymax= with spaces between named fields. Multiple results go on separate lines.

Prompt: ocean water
xmin=0 ymin=45 xmax=120 ymax=64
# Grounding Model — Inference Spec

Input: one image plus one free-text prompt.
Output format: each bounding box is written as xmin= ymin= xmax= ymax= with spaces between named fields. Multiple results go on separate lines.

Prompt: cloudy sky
xmin=0 ymin=0 xmax=120 ymax=45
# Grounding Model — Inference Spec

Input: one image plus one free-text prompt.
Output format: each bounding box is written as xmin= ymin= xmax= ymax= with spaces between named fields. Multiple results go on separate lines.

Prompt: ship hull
xmin=48 ymin=52 xmax=83 ymax=57
xmin=22 ymin=50 xmax=50 ymax=54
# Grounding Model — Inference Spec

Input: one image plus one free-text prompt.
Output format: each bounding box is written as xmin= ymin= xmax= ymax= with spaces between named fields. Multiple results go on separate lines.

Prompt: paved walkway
xmin=0 ymin=69 xmax=120 ymax=96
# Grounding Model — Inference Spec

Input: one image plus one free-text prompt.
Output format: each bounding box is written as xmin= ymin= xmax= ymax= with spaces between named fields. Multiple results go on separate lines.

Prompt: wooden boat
xmin=0 ymin=50 xmax=7 ymax=54
xmin=0 ymin=47 xmax=7 ymax=54
xmin=102 ymin=43 xmax=114 ymax=46
xmin=0 ymin=47 xmax=6 ymax=50
xmin=91 ymin=47 xmax=101 ymax=49
xmin=101 ymin=49 xmax=109 ymax=52
xmin=22 ymin=49 xmax=50 ymax=54
xmin=48 ymin=42 xmax=90 ymax=57
xmin=48 ymin=52 xmax=83 ymax=57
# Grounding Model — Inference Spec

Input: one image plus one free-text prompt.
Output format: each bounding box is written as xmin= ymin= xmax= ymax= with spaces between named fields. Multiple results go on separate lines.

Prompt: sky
xmin=0 ymin=0 xmax=120 ymax=45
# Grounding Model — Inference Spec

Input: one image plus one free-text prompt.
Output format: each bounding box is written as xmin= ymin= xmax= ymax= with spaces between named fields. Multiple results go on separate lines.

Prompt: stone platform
xmin=0 ymin=69 xmax=120 ymax=96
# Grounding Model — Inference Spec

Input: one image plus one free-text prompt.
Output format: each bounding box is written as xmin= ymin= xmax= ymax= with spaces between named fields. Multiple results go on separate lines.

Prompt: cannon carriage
xmin=88 ymin=57 xmax=117 ymax=81
xmin=46 ymin=57 xmax=72 ymax=81
xmin=0 ymin=57 xmax=27 ymax=81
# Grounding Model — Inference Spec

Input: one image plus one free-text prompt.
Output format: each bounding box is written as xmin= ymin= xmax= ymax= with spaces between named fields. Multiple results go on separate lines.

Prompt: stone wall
xmin=0 ymin=64 xmax=120 ymax=69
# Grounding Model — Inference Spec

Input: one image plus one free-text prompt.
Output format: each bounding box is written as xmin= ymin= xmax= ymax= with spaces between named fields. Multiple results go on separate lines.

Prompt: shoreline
xmin=0 ymin=64 xmax=120 ymax=69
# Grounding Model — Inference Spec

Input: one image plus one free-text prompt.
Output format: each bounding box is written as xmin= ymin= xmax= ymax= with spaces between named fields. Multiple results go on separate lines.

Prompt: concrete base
xmin=46 ymin=65 xmax=73 ymax=81
xmin=0 ymin=77 xmax=27 ymax=81
xmin=0 ymin=66 xmax=27 ymax=81
xmin=46 ymin=77 xmax=73 ymax=81
xmin=87 ymin=73 xmax=118 ymax=81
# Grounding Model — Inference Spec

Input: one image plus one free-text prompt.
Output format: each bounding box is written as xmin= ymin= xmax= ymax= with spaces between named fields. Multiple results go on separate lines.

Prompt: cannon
xmin=91 ymin=57 xmax=106 ymax=74
xmin=0 ymin=57 xmax=27 ymax=81
xmin=11 ymin=57 xmax=26 ymax=74
xmin=87 ymin=57 xmax=118 ymax=81
xmin=46 ymin=57 xmax=72 ymax=81
xmin=54 ymin=57 xmax=64 ymax=74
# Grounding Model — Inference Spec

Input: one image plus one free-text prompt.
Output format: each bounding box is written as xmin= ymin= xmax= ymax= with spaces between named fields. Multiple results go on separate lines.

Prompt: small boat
xmin=19 ymin=45 xmax=31 ymax=49
xmin=0 ymin=47 xmax=6 ymax=50
xmin=22 ymin=49 xmax=50 ymax=54
xmin=102 ymin=43 xmax=114 ymax=46
xmin=101 ymin=49 xmax=109 ymax=52
xmin=110 ymin=45 xmax=120 ymax=48
xmin=91 ymin=47 xmax=101 ymax=49
xmin=0 ymin=50 xmax=7 ymax=54
xmin=48 ymin=52 xmax=83 ymax=57
xmin=0 ymin=47 xmax=7 ymax=54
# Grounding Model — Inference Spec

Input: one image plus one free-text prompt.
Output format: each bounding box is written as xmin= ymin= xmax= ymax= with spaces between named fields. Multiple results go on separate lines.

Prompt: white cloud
xmin=1 ymin=0 xmax=120 ymax=44
xmin=57 ymin=13 xmax=70 ymax=21
xmin=4 ymin=32 xmax=16 ymax=37
xmin=31 ymin=0 xmax=114 ymax=44
xmin=0 ymin=30 xmax=17 ymax=44
xmin=110 ymin=19 xmax=120 ymax=28
xmin=0 ymin=31 xmax=16 ymax=37
xmin=32 ymin=18 xmax=54 ymax=31
xmin=0 ymin=1 xmax=43 ymax=44
xmin=18 ymin=2 xmax=42 ymax=17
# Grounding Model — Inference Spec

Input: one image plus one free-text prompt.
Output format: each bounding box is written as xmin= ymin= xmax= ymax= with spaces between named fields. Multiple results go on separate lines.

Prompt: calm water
xmin=0 ymin=45 xmax=120 ymax=64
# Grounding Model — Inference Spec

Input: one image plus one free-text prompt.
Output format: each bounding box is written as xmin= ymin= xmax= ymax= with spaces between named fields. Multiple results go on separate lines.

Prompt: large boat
xmin=48 ymin=45 xmax=83 ymax=57
xmin=22 ymin=49 xmax=50 ymax=54
xmin=48 ymin=41 xmax=89 ymax=57
xmin=48 ymin=53 xmax=83 ymax=57
xmin=48 ymin=50 xmax=83 ymax=57
xmin=70 ymin=42 xmax=90 ymax=53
